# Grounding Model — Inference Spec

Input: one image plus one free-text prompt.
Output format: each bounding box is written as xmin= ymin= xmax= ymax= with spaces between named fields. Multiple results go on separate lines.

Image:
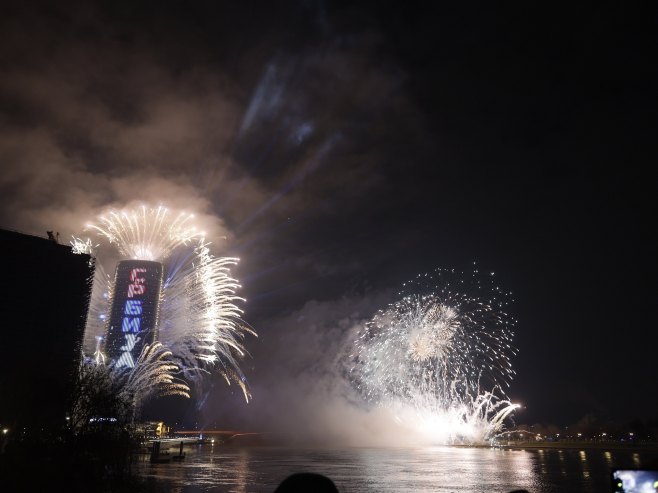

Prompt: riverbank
xmin=496 ymin=440 xmax=658 ymax=451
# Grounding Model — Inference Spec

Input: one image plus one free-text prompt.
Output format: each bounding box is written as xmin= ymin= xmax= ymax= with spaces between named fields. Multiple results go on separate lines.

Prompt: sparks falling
xmin=86 ymin=205 xmax=204 ymax=261
xmin=70 ymin=343 xmax=190 ymax=427
xmin=112 ymin=343 xmax=191 ymax=410
xmin=73 ymin=204 xmax=255 ymax=404
xmin=346 ymin=267 xmax=519 ymax=444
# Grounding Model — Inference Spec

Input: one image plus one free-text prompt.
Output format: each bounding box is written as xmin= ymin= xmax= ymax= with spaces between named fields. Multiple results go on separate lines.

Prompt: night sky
xmin=1 ymin=1 xmax=656 ymax=432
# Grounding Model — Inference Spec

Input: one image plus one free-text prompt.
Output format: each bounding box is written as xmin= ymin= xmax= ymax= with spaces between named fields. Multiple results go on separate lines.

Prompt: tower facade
xmin=105 ymin=260 xmax=164 ymax=367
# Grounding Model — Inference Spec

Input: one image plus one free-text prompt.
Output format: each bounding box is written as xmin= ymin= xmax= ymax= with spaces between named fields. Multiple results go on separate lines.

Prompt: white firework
xmin=73 ymin=236 xmax=113 ymax=352
xmin=74 ymin=204 xmax=255 ymax=403
xmin=111 ymin=343 xmax=191 ymax=410
xmin=158 ymin=242 xmax=255 ymax=399
xmin=71 ymin=343 xmax=190 ymax=427
xmin=346 ymin=268 xmax=519 ymax=444
xmin=86 ymin=205 xmax=203 ymax=261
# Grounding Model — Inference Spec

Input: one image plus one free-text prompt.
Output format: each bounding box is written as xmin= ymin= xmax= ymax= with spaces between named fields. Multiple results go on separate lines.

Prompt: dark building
xmin=0 ymin=229 xmax=93 ymax=432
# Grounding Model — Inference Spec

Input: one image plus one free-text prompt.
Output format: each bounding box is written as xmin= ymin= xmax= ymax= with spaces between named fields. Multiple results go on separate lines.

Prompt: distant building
xmin=0 ymin=229 xmax=93 ymax=432
xmin=134 ymin=421 xmax=170 ymax=439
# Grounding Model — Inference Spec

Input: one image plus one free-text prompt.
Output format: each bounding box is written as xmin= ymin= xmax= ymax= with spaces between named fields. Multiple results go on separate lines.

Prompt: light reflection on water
xmin=136 ymin=445 xmax=658 ymax=493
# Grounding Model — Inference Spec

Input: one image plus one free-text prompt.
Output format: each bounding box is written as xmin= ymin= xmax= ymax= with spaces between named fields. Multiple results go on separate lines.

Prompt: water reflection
xmin=537 ymin=449 xmax=548 ymax=476
xmin=579 ymin=450 xmax=591 ymax=480
xmin=136 ymin=446 xmax=658 ymax=493
xmin=234 ymin=449 xmax=250 ymax=493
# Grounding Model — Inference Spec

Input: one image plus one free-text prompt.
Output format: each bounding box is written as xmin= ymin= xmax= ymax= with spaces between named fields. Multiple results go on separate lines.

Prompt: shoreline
xmin=494 ymin=441 xmax=658 ymax=451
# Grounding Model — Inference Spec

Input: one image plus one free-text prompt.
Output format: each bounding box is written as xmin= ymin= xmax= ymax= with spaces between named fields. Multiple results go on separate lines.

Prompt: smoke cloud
xmin=0 ymin=3 xmax=426 ymax=439
xmin=202 ymin=290 xmax=433 ymax=446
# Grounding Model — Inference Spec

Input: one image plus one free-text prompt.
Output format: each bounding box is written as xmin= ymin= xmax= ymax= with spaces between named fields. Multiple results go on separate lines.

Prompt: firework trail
xmin=111 ymin=343 xmax=191 ymax=410
xmin=72 ymin=236 xmax=112 ymax=352
xmin=73 ymin=205 xmax=255 ymax=403
xmin=85 ymin=206 xmax=204 ymax=261
xmin=345 ymin=267 xmax=519 ymax=444
xmin=70 ymin=343 xmax=190 ymax=427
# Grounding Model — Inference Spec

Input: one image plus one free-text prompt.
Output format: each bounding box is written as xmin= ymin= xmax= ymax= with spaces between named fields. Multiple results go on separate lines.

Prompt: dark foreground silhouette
xmin=275 ymin=473 xmax=340 ymax=493
xmin=273 ymin=473 xmax=530 ymax=493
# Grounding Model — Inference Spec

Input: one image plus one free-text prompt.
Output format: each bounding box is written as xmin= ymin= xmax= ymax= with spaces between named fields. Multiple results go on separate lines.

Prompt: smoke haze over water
xmin=200 ymin=291 xmax=430 ymax=446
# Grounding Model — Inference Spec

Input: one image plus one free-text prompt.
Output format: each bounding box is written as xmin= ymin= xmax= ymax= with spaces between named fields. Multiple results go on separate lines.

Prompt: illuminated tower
xmin=105 ymin=260 xmax=164 ymax=368
xmin=75 ymin=205 xmax=254 ymax=400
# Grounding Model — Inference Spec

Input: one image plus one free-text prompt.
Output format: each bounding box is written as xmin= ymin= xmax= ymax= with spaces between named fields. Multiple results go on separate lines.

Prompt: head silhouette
xmin=274 ymin=473 xmax=339 ymax=493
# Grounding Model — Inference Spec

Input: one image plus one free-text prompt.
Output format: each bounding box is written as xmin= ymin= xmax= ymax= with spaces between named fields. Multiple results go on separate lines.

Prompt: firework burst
xmin=70 ymin=343 xmax=190 ymax=428
xmin=112 ymin=343 xmax=191 ymax=410
xmin=74 ymin=204 xmax=255 ymax=404
xmin=85 ymin=205 xmax=203 ymax=261
xmin=346 ymin=267 xmax=519 ymax=444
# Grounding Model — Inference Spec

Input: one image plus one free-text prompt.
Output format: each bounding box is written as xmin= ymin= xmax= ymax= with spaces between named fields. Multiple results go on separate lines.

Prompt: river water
xmin=135 ymin=444 xmax=658 ymax=492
